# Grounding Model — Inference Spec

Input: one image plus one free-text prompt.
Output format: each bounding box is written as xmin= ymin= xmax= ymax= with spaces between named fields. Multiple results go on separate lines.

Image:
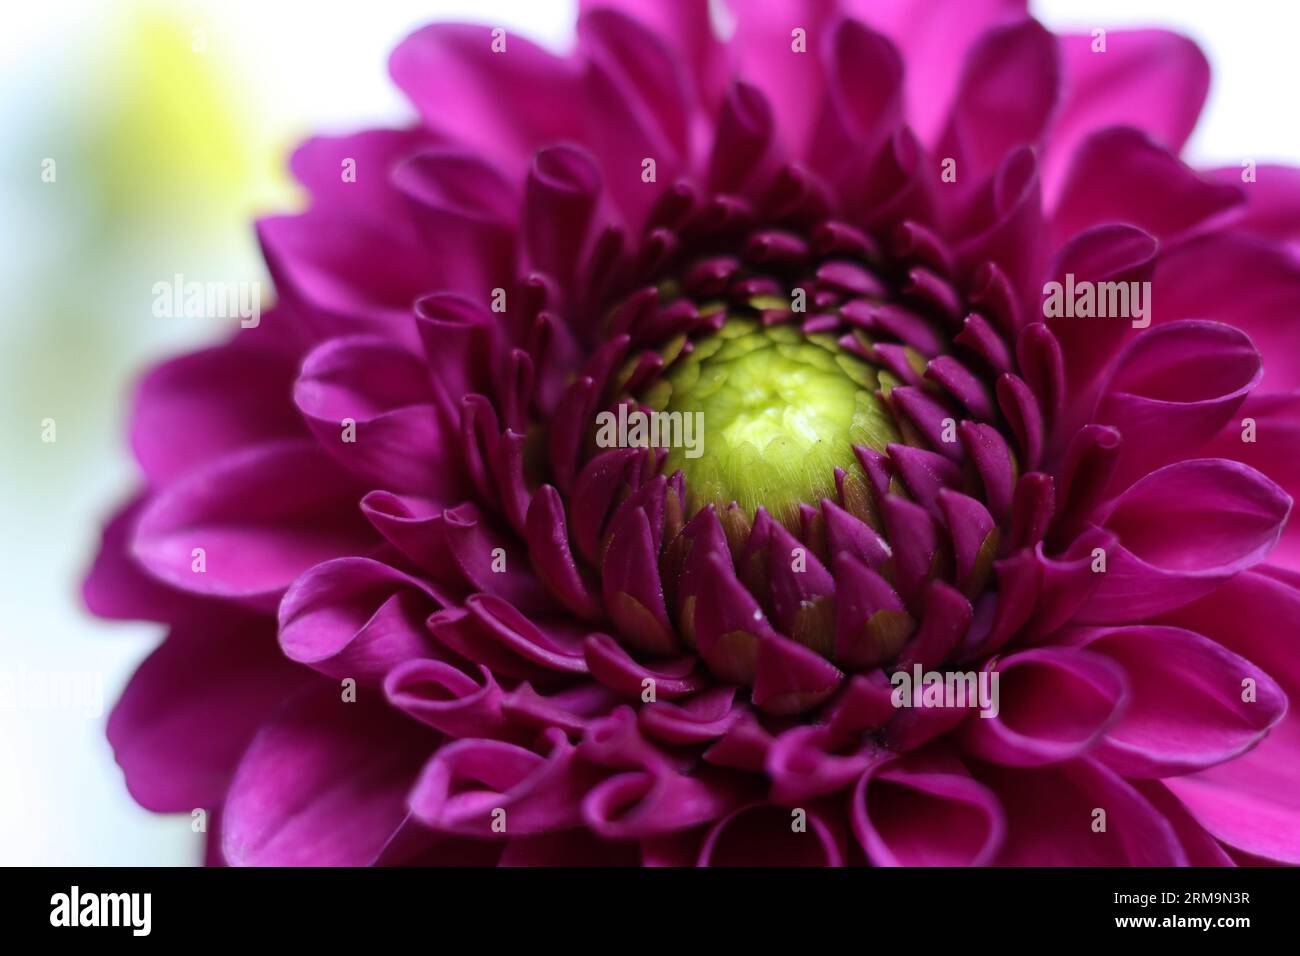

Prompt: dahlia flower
xmin=87 ymin=0 xmax=1300 ymax=867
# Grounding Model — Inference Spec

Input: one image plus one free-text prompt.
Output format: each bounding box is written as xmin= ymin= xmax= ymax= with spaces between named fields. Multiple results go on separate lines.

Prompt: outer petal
xmin=936 ymin=19 xmax=1059 ymax=185
xmin=698 ymin=803 xmax=847 ymax=866
xmin=1207 ymin=163 xmax=1300 ymax=252
xmin=131 ymin=440 xmax=378 ymax=606
xmin=1167 ymin=710 xmax=1300 ymax=864
xmin=522 ymin=145 xmax=605 ymax=291
xmin=851 ymin=747 xmax=1005 ymax=866
xmin=1074 ymin=625 xmax=1286 ymax=778
xmin=289 ymin=127 xmax=430 ymax=226
xmin=807 ymin=18 xmax=903 ymax=181
xmin=388 ymin=23 xmax=583 ymax=177
xmin=384 ymin=660 xmax=512 ymax=742
xmin=1153 ymin=234 xmax=1300 ymax=393
xmin=1134 ymin=782 xmax=1235 ymax=867
xmin=582 ymin=766 xmax=748 ymax=838
xmin=428 ymin=595 xmax=588 ymax=680
xmin=222 ymin=688 xmax=436 ymax=866
xmin=1159 ymin=571 xmax=1300 ymax=863
xmin=1045 ymin=223 xmax=1157 ymax=407
xmin=1096 ymin=320 xmax=1262 ymax=490
xmin=728 ymin=0 xmax=840 ymax=158
xmin=1080 ymin=459 xmax=1291 ymax=621
xmin=843 ymin=0 xmax=1029 ymax=146
xmin=577 ymin=9 xmax=691 ymax=226
xmin=954 ymin=148 xmax=1046 ymax=318
xmin=959 ymin=647 xmax=1128 ymax=767
xmin=392 ymin=146 xmax=519 ymax=298
xmin=83 ymin=495 xmax=199 ymax=623
xmin=257 ymin=210 xmax=434 ymax=338
xmin=107 ymin=616 xmax=314 ymax=812
xmin=294 ymin=335 xmax=468 ymax=501
xmin=1050 ymin=127 xmax=1242 ymax=246
xmin=1200 ymin=393 xmax=1300 ymax=571
xmin=1043 ymin=30 xmax=1210 ymax=201
xmin=130 ymin=342 xmax=304 ymax=487
xmin=976 ymin=759 xmax=1187 ymax=865
xmin=578 ymin=0 xmax=727 ymax=112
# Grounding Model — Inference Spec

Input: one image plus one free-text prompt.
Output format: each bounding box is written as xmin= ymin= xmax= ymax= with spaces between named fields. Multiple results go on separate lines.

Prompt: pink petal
xmin=131 ymin=343 xmax=303 ymax=487
xmin=384 ymin=660 xmax=511 ymax=742
xmin=83 ymin=495 xmax=198 ymax=623
xmin=807 ymin=19 xmax=903 ymax=181
xmin=108 ymin=616 xmax=313 ymax=812
xmin=1207 ymin=163 xmax=1300 ymax=251
xmin=1050 ymin=127 xmax=1242 ymax=246
xmin=976 ymin=758 xmax=1187 ymax=865
xmin=959 ymin=647 xmax=1128 ymax=766
xmin=392 ymin=146 xmax=518 ymax=298
xmin=584 ymin=632 xmax=704 ymax=700
xmin=1043 ymin=30 xmax=1210 ymax=202
xmin=727 ymin=0 xmax=840 ymax=158
xmin=409 ymin=729 xmax=599 ymax=836
xmin=1097 ymin=320 xmax=1262 ymax=490
xmin=428 ymin=595 xmax=588 ymax=680
xmin=294 ymin=336 xmax=468 ymax=500
xmin=766 ymin=725 xmax=878 ymax=802
xmin=389 ymin=23 xmax=582 ymax=177
xmin=223 ymin=688 xmax=435 ymax=865
xmin=1081 ymin=458 xmax=1291 ymax=621
xmin=639 ymin=687 xmax=744 ymax=746
xmin=844 ymin=0 xmax=1029 ymax=147
xmin=1134 ymin=781 xmax=1235 ymax=867
xmin=954 ymin=148 xmax=1046 ymax=317
xmin=577 ymin=9 xmax=690 ymax=227
xmin=709 ymin=81 xmax=782 ymax=196
xmin=522 ymin=144 xmax=605 ymax=289
xmin=1075 ymin=624 xmax=1286 ymax=777
xmin=577 ymin=0 xmax=727 ymax=112
xmin=1044 ymin=223 xmax=1157 ymax=405
xmin=289 ymin=127 xmax=430 ymax=226
xmin=278 ymin=557 xmax=445 ymax=683
xmin=132 ymin=441 xmax=378 ymax=606
xmin=1159 ymin=571 xmax=1300 ymax=862
xmin=1199 ymin=393 xmax=1300 ymax=572
xmin=852 ymin=747 xmax=1005 ymax=866
xmin=257 ymin=210 xmax=434 ymax=337
xmin=1153 ymin=233 xmax=1300 ymax=393
xmin=582 ymin=767 xmax=747 ymax=839
xmin=936 ymin=18 xmax=1059 ymax=185
xmin=698 ymin=803 xmax=847 ymax=866
xmin=1167 ymin=718 xmax=1300 ymax=865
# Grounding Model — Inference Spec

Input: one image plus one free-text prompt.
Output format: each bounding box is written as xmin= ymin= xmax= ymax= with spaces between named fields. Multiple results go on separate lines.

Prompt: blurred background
xmin=0 ymin=0 xmax=1296 ymax=865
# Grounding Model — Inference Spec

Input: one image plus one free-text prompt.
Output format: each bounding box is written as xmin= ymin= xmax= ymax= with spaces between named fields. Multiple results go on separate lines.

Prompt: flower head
xmin=88 ymin=0 xmax=1300 ymax=866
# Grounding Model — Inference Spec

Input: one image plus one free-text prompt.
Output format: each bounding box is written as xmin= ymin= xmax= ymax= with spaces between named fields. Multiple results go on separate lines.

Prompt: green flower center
xmin=653 ymin=319 xmax=898 ymax=524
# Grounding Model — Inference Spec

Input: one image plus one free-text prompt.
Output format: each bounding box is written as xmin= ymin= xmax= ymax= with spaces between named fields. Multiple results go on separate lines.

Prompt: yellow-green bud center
xmin=655 ymin=319 xmax=898 ymax=523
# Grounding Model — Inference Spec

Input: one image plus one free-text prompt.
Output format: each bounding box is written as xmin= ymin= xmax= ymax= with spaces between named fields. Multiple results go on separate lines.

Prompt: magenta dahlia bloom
xmin=87 ymin=0 xmax=1300 ymax=866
